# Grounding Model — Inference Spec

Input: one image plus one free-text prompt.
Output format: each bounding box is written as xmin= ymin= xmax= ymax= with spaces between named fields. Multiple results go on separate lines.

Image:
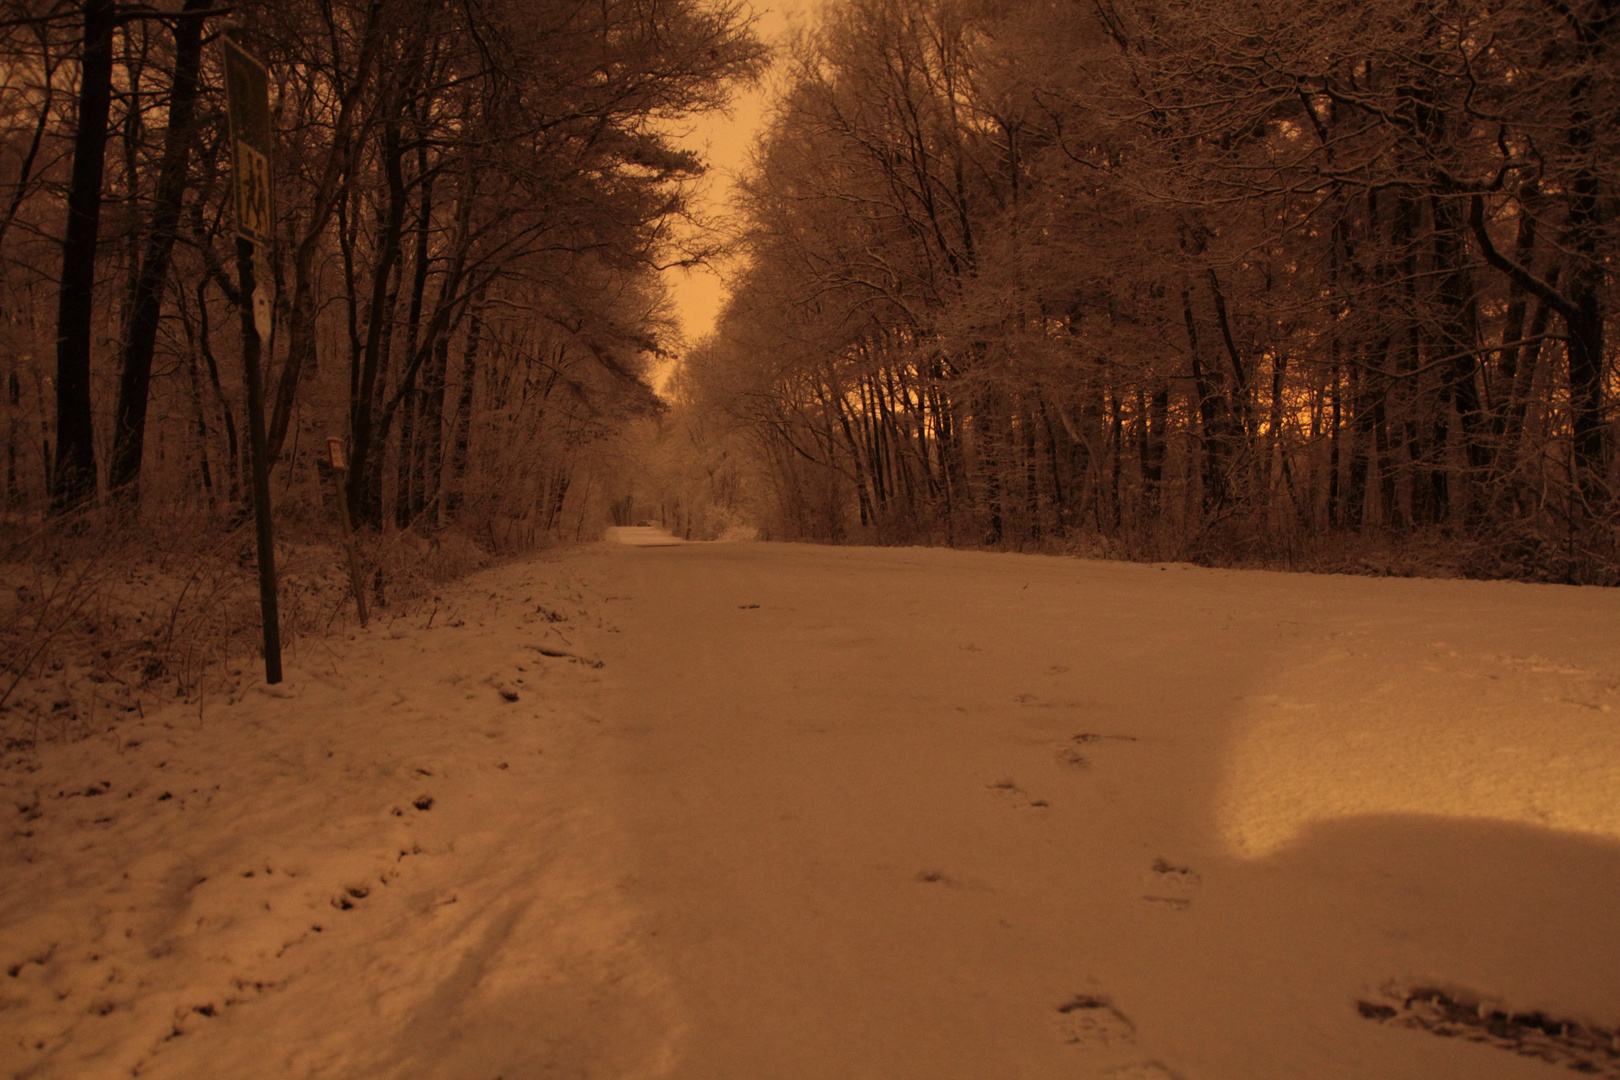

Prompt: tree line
xmin=1 ymin=0 xmax=761 ymax=546
xmin=680 ymin=0 xmax=1618 ymax=582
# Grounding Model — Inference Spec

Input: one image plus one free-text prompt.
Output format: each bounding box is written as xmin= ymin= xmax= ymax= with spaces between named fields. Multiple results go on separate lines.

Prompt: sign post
xmin=222 ymin=30 xmax=282 ymax=683
xmin=326 ymin=437 xmax=369 ymax=627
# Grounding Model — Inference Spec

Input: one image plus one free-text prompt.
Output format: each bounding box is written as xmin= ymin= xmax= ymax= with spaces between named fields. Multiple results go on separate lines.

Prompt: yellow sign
xmin=222 ymin=34 xmax=273 ymax=245
xmin=234 ymin=141 xmax=272 ymax=245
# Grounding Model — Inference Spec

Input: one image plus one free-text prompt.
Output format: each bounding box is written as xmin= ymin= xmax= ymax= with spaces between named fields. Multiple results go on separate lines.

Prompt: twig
xmin=524 ymin=644 xmax=603 ymax=668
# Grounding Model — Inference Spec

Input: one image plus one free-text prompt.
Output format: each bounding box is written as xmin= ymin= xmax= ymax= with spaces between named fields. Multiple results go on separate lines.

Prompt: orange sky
xmin=663 ymin=0 xmax=817 ymax=344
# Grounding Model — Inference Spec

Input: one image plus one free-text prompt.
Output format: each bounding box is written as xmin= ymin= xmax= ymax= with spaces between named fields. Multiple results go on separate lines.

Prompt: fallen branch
xmin=524 ymin=644 xmax=603 ymax=669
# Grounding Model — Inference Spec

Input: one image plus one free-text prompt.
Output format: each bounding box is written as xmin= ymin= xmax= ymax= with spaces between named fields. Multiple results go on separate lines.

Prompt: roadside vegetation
xmin=0 ymin=0 xmax=763 ymax=746
xmin=669 ymin=0 xmax=1620 ymax=584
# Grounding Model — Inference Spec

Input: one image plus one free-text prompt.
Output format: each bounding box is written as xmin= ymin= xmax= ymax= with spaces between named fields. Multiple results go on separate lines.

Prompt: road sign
xmin=251 ymin=245 xmax=273 ymax=339
xmin=222 ymin=34 xmax=273 ymax=246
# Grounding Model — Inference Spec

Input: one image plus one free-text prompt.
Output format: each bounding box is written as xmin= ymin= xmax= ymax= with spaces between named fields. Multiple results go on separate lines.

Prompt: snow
xmin=4 ymin=540 xmax=1618 ymax=1079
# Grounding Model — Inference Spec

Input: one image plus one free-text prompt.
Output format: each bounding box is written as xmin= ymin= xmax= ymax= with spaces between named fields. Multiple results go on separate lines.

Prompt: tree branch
xmin=1468 ymin=193 xmax=1574 ymax=321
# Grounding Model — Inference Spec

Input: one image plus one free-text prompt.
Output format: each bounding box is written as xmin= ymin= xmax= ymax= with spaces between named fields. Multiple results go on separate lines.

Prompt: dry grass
xmin=0 ymin=504 xmax=496 ymax=751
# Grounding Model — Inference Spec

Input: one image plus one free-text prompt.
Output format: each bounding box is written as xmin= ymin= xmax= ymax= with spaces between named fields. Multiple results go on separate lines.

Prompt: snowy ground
xmin=4 ymin=538 xmax=1619 ymax=1079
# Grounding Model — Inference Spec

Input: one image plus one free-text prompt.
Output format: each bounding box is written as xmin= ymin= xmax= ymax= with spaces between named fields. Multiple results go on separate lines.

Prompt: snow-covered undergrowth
xmin=2 ymin=552 xmax=678 ymax=1080
xmin=1 ymin=515 xmax=490 ymax=752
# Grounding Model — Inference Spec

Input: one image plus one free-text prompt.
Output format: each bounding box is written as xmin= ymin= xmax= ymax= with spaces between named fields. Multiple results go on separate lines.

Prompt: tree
xmin=106 ymin=0 xmax=209 ymax=504
xmin=690 ymin=0 xmax=1617 ymax=580
xmin=0 ymin=0 xmax=762 ymax=563
xmin=50 ymin=0 xmax=115 ymax=513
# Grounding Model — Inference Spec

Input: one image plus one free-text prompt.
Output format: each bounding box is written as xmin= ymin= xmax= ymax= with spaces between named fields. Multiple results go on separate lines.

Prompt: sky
xmin=662 ymin=0 xmax=818 ymax=344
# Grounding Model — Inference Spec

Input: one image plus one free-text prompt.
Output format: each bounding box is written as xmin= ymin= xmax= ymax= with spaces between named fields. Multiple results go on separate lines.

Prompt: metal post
xmin=236 ymin=236 xmax=282 ymax=682
xmin=223 ymin=33 xmax=280 ymax=684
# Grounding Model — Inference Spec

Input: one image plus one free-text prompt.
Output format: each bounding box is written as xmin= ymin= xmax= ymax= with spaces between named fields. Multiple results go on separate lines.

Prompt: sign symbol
xmin=234 ymin=142 xmax=271 ymax=244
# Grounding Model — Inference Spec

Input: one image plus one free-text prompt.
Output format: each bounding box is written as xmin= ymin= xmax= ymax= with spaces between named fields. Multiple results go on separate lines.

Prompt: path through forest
xmin=590 ymin=540 xmax=1620 ymax=1080
xmin=4 ymin=538 xmax=1619 ymax=1079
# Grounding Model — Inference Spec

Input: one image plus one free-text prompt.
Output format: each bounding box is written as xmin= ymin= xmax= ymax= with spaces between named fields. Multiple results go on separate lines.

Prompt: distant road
xmin=605 ymin=525 xmax=685 ymax=547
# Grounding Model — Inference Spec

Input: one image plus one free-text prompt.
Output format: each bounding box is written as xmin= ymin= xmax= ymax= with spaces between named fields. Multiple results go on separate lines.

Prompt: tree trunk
xmin=5 ymin=369 xmax=19 ymax=510
xmin=1141 ymin=381 xmax=1169 ymax=517
xmin=1182 ymin=285 xmax=1229 ymax=513
xmin=1560 ymin=30 xmax=1613 ymax=511
xmin=51 ymin=0 xmax=117 ymax=513
xmin=1496 ymin=285 xmax=1556 ymax=503
xmin=393 ymin=156 xmax=433 ymax=528
xmin=1565 ymin=292 xmax=1606 ymax=510
xmin=183 ymin=333 xmax=214 ymax=507
xmin=265 ymin=0 xmax=389 ymax=464
xmin=108 ymin=0 xmax=210 ymax=505
xmin=0 ymin=38 xmax=56 ymax=253
xmin=415 ymin=334 xmax=448 ymax=521
xmin=193 ymin=277 xmax=239 ymax=504
xmin=1429 ymin=193 xmax=1489 ymax=524
xmin=1326 ymin=365 xmax=1343 ymax=528
xmin=445 ymin=303 xmax=483 ymax=519
xmin=346 ymin=117 xmax=407 ymax=529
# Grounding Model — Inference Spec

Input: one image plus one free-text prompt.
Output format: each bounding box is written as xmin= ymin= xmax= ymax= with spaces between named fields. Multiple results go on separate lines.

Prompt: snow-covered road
xmin=589 ymin=542 xmax=1620 ymax=1080
xmin=5 ymin=540 xmax=1618 ymax=1079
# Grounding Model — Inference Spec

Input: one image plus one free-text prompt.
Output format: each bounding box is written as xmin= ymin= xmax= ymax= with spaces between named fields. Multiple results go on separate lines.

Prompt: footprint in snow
xmin=1358 ymin=985 xmax=1620 ymax=1077
xmin=1053 ymin=731 xmax=1138 ymax=768
xmin=1102 ymin=1063 xmax=1187 ymax=1080
xmin=331 ymin=885 xmax=370 ymax=911
xmin=1055 ymin=994 xmax=1135 ymax=1048
xmin=1056 ymin=997 xmax=1191 ymax=1079
xmin=985 ymin=777 xmax=1050 ymax=810
xmin=1141 ymin=857 xmax=1199 ymax=910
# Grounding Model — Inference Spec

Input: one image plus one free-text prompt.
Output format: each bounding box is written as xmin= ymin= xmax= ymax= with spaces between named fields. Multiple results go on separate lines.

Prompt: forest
xmin=1 ymin=0 xmax=1618 ymax=737
xmin=0 ymin=0 xmax=760 ymax=726
xmin=0 ymin=0 xmax=761 ymax=534
xmin=1 ymin=2 xmax=1616 ymax=1071
xmin=669 ymin=0 xmax=1620 ymax=584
